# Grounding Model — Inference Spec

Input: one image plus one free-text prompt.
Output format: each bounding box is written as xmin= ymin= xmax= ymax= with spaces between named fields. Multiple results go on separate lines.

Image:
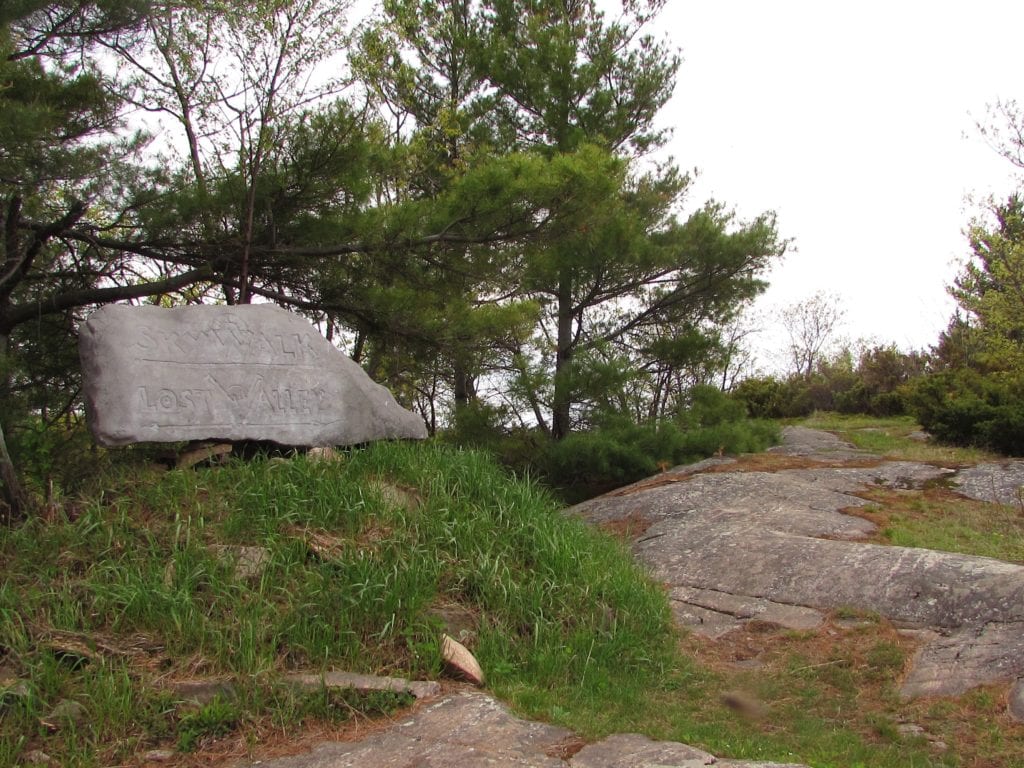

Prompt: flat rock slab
xmin=900 ymin=621 xmax=1024 ymax=698
xmin=80 ymin=304 xmax=426 ymax=447
xmin=669 ymin=586 xmax=824 ymax=638
xmin=953 ymin=462 xmax=1024 ymax=506
xmin=768 ymin=425 xmax=876 ymax=460
xmin=571 ymin=428 xmax=1024 ymax=704
xmin=167 ymin=678 xmax=237 ymax=706
xmin=238 ymin=693 xmax=807 ymax=768
xmin=233 ymin=693 xmax=573 ymax=767
xmin=643 ymin=524 xmax=1024 ymax=629
xmin=283 ymin=671 xmax=441 ymax=700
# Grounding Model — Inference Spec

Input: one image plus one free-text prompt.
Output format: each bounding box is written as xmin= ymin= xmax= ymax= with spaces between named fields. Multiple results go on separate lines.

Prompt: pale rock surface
xmin=207 ymin=544 xmax=271 ymax=581
xmin=283 ymin=671 xmax=441 ymax=700
xmin=953 ymin=461 xmax=1024 ymax=507
xmin=441 ymin=634 xmax=484 ymax=685
xmin=167 ymin=678 xmax=237 ymax=706
xmin=570 ymin=427 xmax=1024 ymax=707
xmin=1009 ymin=678 xmax=1024 ymax=722
xmin=900 ymin=622 xmax=1024 ymax=698
xmin=40 ymin=699 xmax=87 ymax=731
xmin=22 ymin=750 xmax=52 ymax=765
xmin=80 ymin=304 xmax=426 ymax=447
xmin=568 ymin=732 xmax=715 ymax=766
xmin=232 ymin=693 xmax=807 ymax=768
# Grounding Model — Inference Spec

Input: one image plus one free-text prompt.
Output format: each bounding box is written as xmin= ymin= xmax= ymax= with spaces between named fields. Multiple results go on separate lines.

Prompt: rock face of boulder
xmin=79 ymin=304 xmax=427 ymax=447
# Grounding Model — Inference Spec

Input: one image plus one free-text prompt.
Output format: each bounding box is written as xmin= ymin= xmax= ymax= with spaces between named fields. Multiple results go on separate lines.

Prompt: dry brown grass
xmin=598 ymin=510 xmax=655 ymax=540
xmin=697 ymin=453 xmax=883 ymax=474
xmin=675 ymin=613 xmax=1024 ymax=767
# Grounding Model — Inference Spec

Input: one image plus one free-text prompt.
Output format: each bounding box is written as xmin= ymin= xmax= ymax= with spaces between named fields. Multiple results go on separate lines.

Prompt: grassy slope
xmin=0 ymin=443 xmax=675 ymax=766
xmin=2 ymin=434 xmax=1022 ymax=766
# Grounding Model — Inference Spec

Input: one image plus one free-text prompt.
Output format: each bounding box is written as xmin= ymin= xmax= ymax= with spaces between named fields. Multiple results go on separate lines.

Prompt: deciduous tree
xmin=779 ymin=291 xmax=845 ymax=379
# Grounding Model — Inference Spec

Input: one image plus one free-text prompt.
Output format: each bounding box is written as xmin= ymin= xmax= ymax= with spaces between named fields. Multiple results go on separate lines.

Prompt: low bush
xmin=906 ymin=370 xmax=1024 ymax=455
xmin=535 ymin=387 xmax=779 ymax=501
xmin=732 ymin=346 xmax=924 ymax=420
xmin=730 ymin=376 xmax=789 ymax=419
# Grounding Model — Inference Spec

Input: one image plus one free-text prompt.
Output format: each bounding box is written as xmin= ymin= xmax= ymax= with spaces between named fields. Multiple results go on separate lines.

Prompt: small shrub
xmin=534 ymin=390 xmax=780 ymax=501
xmin=444 ymin=401 xmax=507 ymax=448
xmin=907 ymin=370 xmax=1024 ymax=455
xmin=678 ymin=385 xmax=747 ymax=427
xmin=869 ymin=390 xmax=907 ymax=417
xmin=177 ymin=697 xmax=240 ymax=752
xmin=539 ymin=426 xmax=660 ymax=496
xmin=731 ymin=376 xmax=788 ymax=419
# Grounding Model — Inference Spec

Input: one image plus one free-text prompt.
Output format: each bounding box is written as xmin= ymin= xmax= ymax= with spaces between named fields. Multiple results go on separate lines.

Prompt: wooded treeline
xmin=0 ymin=0 xmax=787 ymax=514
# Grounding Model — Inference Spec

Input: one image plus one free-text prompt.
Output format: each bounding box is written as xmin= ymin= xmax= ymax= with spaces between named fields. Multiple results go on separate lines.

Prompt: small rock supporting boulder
xmin=1009 ymin=678 xmax=1024 ymax=722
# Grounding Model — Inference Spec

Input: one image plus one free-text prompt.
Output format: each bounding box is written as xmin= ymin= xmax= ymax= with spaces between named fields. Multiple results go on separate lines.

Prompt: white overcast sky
xmin=654 ymin=0 xmax=1024 ymax=365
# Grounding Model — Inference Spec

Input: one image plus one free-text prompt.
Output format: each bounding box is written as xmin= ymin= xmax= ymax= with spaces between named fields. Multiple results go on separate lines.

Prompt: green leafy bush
xmin=731 ymin=345 xmax=923 ymax=420
xmin=906 ymin=370 xmax=1024 ymax=455
xmin=731 ymin=376 xmax=789 ymax=419
xmin=535 ymin=387 xmax=779 ymax=501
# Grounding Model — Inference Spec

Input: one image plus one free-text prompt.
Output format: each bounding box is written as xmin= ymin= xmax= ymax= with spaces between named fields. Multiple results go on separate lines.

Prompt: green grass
xmin=2 ymin=438 xmax=1022 ymax=766
xmin=856 ymin=488 xmax=1024 ymax=565
xmin=795 ymin=412 xmax=1000 ymax=464
xmin=0 ymin=442 xmax=676 ymax=766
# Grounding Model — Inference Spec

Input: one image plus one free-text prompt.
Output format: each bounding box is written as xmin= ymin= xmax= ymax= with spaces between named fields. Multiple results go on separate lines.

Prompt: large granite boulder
xmin=79 ymin=304 xmax=427 ymax=447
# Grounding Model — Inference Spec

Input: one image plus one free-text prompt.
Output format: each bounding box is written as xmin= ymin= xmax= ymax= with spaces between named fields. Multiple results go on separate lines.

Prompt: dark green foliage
xmin=729 ymin=376 xmax=789 ymax=419
xmin=444 ymin=400 xmax=509 ymax=449
xmin=535 ymin=387 xmax=779 ymax=501
xmin=678 ymin=384 xmax=748 ymax=427
xmin=538 ymin=425 xmax=661 ymax=496
xmin=733 ymin=346 xmax=927 ymax=420
xmin=5 ymin=417 xmax=101 ymax=500
xmin=903 ymin=192 xmax=1024 ymax=455
xmin=906 ymin=370 xmax=1024 ymax=455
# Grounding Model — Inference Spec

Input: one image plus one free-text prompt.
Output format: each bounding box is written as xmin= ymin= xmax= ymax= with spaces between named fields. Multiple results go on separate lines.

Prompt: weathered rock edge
xmin=236 ymin=692 xmax=807 ymax=768
xmin=80 ymin=304 xmax=427 ymax=447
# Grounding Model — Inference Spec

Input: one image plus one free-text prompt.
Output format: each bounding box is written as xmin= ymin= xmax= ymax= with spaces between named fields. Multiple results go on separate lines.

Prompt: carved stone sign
xmin=79 ymin=304 xmax=427 ymax=447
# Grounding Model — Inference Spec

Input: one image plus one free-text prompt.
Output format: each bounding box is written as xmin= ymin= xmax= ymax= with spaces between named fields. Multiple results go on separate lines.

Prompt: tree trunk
xmin=0 ymin=332 xmax=28 ymax=523
xmin=0 ymin=417 xmax=28 ymax=524
xmin=453 ymin=356 xmax=476 ymax=410
xmin=552 ymin=267 xmax=574 ymax=440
